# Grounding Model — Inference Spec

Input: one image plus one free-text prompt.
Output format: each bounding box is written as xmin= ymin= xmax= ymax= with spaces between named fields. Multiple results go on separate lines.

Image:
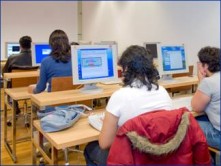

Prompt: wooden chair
xmin=169 ymin=65 xmax=194 ymax=96
xmin=51 ymin=76 xmax=93 ymax=107
xmin=9 ymin=65 xmax=39 ymax=88
xmin=50 ymin=76 xmax=93 ymax=163
xmin=208 ymin=147 xmax=220 ymax=165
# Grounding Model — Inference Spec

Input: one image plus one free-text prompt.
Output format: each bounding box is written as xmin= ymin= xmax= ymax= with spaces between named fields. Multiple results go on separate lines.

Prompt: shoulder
xmin=111 ymin=87 xmax=132 ymax=97
xmin=41 ymin=56 xmax=54 ymax=64
xmin=8 ymin=54 xmax=18 ymax=60
xmin=158 ymin=85 xmax=168 ymax=92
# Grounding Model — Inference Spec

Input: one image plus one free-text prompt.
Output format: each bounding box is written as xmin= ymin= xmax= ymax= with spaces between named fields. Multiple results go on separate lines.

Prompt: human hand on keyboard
xmin=88 ymin=112 xmax=105 ymax=131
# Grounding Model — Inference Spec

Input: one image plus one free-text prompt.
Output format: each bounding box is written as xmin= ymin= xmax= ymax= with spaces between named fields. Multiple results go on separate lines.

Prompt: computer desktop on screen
xmin=5 ymin=42 xmax=20 ymax=59
xmin=157 ymin=44 xmax=189 ymax=80
xmin=71 ymin=44 xmax=118 ymax=93
xmin=32 ymin=43 xmax=51 ymax=66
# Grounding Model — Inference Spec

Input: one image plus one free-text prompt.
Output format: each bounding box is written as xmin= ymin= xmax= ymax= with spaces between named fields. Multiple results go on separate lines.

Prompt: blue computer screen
xmin=34 ymin=44 xmax=51 ymax=64
xmin=77 ymin=48 xmax=114 ymax=80
xmin=161 ymin=46 xmax=187 ymax=72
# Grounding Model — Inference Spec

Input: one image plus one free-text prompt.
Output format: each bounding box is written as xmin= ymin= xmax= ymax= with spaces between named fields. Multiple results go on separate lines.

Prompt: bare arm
xmin=99 ymin=111 xmax=119 ymax=150
xmin=191 ymin=90 xmax=210 ymax=113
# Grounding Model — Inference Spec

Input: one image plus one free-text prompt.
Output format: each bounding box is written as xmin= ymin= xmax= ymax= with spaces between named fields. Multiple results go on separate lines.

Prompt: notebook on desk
xmin=88 ymin=112 xmax=104 ymax=131
xmin=172 ymin=96 xmax=192 ymax=111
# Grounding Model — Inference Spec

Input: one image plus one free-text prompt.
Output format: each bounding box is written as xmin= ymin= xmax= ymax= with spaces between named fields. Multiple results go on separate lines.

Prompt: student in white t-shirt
xmin=84 ymin=45 xmax=172 ymax=165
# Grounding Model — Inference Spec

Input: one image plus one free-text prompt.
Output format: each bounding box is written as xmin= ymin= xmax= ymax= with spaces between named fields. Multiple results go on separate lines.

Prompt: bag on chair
xmin=40 ymin=104 xmax=92 ymax=132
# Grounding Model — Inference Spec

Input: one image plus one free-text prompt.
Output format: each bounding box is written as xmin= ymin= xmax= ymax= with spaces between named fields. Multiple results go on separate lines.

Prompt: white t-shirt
xmin=106 ymin=85 xmax=172 ymax=126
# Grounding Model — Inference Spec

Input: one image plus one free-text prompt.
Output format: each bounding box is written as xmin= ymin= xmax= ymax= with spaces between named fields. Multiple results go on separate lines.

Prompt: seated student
xmin=191 ymin=46 xmax=220 ymax=150
xmin=84 ymin=45 xmax=172 ymax=165
xmin=3 ymin=36 xmax=32 ymax=74
xmin=3 ymin=36 xmax=32 ymax=114
xmin=28 ymin=30 xmax=78 ymax=95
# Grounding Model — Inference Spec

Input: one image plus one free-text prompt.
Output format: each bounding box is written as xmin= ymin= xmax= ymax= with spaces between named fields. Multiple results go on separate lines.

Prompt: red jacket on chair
xmin=107 ymin=108 xmax=211 ymax=165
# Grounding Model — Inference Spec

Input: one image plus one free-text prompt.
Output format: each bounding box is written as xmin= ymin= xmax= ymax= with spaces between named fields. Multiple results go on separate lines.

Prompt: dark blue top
xmin=34 ymin=56 xmax=72 ymax=93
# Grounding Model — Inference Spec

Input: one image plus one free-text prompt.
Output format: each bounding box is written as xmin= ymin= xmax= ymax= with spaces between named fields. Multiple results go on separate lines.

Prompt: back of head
xmin=49 ymin=29 xmax=71 ymax=63
xmin=19 ymin=36 xmax=32 ymax=50
xmin=198 ymin=46 xmax=220 ymax=73
xmin=118 ymin=45 xmax=159 ymax=90
xmin=70 ymin=42 xmax=79 ymax=46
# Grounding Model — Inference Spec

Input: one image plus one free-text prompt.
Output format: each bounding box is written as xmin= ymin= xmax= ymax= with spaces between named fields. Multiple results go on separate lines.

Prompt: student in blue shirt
xmin=28 ymin=30 xmax=77 ymax=94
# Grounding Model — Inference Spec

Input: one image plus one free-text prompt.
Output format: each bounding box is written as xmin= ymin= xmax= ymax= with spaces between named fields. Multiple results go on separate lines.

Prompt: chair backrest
xmin=172 ymin=65 xmax=194 ymax=78
xmin=51 ymin=76 xmax=83 ymax=92
xmin=10 ymin=66 xmax=39 ymax=88
xmin=107 ymin=109 xmax=211 ymax=165
xmin=51 ymin=76 xmax=92 ymax=107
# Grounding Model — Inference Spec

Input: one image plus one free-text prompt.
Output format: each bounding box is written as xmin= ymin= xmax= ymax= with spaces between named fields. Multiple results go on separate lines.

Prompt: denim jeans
xmin=196 ymin=115 xmax=221 ymax=150
xmin=84 ymin=141 xmax=109 ymax=165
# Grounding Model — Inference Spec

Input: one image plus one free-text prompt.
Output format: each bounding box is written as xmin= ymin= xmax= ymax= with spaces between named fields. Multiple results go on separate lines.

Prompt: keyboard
xmin=172 ymin=96 xmax=192 ymax=111
xmin=88 ymin=112 xmax=104 ymax=131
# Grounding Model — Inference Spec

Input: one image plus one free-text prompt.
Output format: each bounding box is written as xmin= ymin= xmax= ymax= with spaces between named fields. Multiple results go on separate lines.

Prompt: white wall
xmin=1 ymin=1 xmax=78 ymax=60
xmin=82 ymin=1 xmax=220 ymax=73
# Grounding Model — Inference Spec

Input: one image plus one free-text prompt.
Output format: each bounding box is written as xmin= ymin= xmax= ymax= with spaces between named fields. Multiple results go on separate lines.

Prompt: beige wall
xmin=82 ymin=1 xmax=220 ymax=74
xmin=1 ymin=1 xmax=78 ymax=60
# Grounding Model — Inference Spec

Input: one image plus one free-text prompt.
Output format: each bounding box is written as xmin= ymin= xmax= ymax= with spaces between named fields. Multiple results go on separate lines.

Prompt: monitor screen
xmin=5 ymin=42 xmax=20 ymax=58
xmin=144 ymin=43 xmax=159 ymax=58
xmin=32 ymin=43 xmax=51 ymax=66
xmin=157 ymin=44 xmax=189 ymax=78
xmin=71 ymin=45 xmax=118 ymax=93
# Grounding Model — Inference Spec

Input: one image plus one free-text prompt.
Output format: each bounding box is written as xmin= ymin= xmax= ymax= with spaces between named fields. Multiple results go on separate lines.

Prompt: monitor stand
xmin=160 ymin=74 xmax=174 ymax=81
xmin=80 ymin=83 xmax=103 ymax=94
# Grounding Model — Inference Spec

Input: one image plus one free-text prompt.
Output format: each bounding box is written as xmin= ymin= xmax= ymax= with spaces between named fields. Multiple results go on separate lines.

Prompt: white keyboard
xmin=88 ymin=112 xmax=104 ymax=131
xmin=172 ymin=96 xmax=192 ymax=111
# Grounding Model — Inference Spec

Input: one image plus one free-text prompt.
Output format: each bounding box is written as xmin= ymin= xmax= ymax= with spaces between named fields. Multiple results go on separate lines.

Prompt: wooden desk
xmin=30 ymin=84 xmax=121 ymax=165
xmin=4 ymin=87 xmax=31 ymax=162
xmin=32 ymin=110 xmax=101 ymax=165
xmin=3 ymin=70 xmax=39 ymax=88
xmin=3 ymin=70 xmax=39 ymax=80
xmin=159 ymin=76 xmax=198 ymax=89
xmin=31 ymin=84 xmax=121 ymax=108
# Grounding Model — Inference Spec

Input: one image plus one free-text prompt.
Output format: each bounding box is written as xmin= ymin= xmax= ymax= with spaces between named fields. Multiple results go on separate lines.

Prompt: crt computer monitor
xmin=144 ymin=42 xmax=161 ymax=59
xmin=157 ymin=44 xmax=189 ymax=80
xmin=32 ymin=43 xmax=51 ymax=66
xmin=71 ymin=44 xmax=118 ymax=93
xmin=5 ymin=42 xmax=20 ymax=59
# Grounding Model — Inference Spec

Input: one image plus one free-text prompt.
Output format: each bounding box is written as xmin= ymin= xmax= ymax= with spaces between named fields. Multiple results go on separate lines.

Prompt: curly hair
xmin=118 ymin=45 xmax=159 ymax=91
xmin=198 ymin=46 xmax=220 ymax=72
xmin=49 ymin=29 xmax=71 ymax=63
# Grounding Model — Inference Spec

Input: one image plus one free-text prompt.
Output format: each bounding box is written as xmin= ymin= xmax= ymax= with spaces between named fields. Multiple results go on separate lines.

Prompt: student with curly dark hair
xmin=28 ymin=30 xmax=75 ymax=94
xmin=84 ymin=45 xmax=172 ymax=165
xmin=191 ymin=46 xmax=220 ymax=150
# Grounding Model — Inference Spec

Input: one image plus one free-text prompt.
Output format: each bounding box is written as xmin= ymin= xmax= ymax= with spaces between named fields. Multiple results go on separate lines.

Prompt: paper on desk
xmin=172 ymin=96 xmax=192 ymax=111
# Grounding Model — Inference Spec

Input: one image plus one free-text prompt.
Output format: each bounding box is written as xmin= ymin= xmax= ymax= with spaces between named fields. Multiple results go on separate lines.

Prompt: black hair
xmin=49 ymin=29 xmax=71 ymax=63
xmin=19 ymin=36 xmax=32 ymax=49
xmin=118 ymin=45 xmax=159 ymax=90
xmin=70 ymin=42 xmax=79 ymax=45
xmin=198 ymin=46 xmax=220 ymax=72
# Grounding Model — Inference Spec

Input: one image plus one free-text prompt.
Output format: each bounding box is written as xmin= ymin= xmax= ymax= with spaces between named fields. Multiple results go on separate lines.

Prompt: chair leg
xmin=63 ymin=148 xmax=69 ymax=165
